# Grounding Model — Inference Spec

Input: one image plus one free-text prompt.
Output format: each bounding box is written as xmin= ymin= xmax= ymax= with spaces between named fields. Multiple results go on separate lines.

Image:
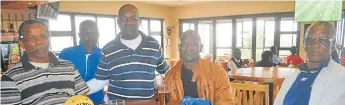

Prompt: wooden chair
xmin=231 ymin=83 xmax=269 ymax=105
xmin=273 ymin=78 xmax=284 ymax=102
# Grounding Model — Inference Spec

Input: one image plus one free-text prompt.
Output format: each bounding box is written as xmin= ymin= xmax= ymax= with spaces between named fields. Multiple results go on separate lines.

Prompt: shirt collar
xmin=77 ymin=41 xmax=101 ymax=55
xmin=21 ymin=51 xmax=60 ymax=71
xmin=297 ymin=60 xmax=329 ymax=73
xmin=114 ymin=31 xmax=148 ymax=45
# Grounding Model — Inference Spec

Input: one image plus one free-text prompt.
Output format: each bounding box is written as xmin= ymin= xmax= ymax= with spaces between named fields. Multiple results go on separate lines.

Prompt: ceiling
xmin=1 ymin=1 xmax=49 ymax=9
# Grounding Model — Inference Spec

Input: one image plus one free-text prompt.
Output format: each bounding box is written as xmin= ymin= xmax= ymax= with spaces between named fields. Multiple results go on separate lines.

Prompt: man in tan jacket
xmin=165 ymin=30 xmax=234 ymax=105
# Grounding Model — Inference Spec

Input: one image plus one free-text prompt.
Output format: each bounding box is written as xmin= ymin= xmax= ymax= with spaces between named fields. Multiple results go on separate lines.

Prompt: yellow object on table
xmin=64 ymin=95 xmax=94 ymax=105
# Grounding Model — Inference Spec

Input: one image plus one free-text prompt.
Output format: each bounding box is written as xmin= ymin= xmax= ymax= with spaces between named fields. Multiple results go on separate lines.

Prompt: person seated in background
xmin=165 ymin=30 xmax=234 ymax=105
xmin=285 ymin=46 xmax=304 ymax=66
xmin=255 ymin=50 xmax=275 ymax=67
xmin=270 ymin=46 xmax=282 ymax=64
xmin=1 ymin=19 xmax=89 ymax=105
xmin=274 ymin=22 xmax=345 ymax=105
xmin=227 ymin=48 xmax=245 ymax=71
xmin=59 ymin=20 xmax=103 ymax=105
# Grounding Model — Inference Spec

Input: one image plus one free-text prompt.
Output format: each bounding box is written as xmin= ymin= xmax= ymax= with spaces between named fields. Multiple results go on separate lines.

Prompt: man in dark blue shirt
xmin=59 ymin=20 xmax=103 ymax=105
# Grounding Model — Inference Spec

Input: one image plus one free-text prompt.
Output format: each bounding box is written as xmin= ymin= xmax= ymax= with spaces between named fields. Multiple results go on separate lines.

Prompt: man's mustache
xmin=33 ymin=45 xmax=49 ymax=51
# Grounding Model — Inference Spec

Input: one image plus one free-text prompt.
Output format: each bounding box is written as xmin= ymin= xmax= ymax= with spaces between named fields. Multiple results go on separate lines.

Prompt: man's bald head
xmin=118 ymin=4 xmax=139 ymax=20
xmin=180 ymin=30 xmax=201 ymax=45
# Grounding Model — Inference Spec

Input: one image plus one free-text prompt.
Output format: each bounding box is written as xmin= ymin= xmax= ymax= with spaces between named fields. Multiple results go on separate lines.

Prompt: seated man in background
xmin=274 ymin=22 xmax=345 ymax=105
xmin=255 ymin=51 xmax=275 ymax=67
xmin=285 ymin=46 xmax=304 ymax=66
xmin=59 ymin=20 xmax=103 ymax=105
xmin=165 ymin=30 xmax=234 ymax=105
xmin=1 ymin=20 xmax=89 ymax=105
xmin=227 ymin=48 xmax=245 ymax=71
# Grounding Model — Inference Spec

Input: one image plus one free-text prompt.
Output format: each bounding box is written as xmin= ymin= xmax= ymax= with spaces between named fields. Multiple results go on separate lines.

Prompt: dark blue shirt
xmin=95 ymin=32 xmax=169 ymax=100
xmin=283 ymin=61 xmax=329 ymax=105
xmin=59 ymin=41 xmax=103 ymax=105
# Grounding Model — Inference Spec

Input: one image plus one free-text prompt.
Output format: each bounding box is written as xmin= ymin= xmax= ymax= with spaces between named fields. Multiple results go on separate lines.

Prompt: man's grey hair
xmin=305 ymin=21 xmax=336 ymax=40
xmin=18 ymin=19 xmax=49 ymax=39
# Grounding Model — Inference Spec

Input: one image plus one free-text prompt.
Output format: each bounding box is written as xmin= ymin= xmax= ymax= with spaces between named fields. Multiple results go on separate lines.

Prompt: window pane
xmin=241 ymin=49 xmax=252 ymax=58
xmin=280 ymin=34 xmax=297 ymax=47
xmin=49 ymin=14 xmax=71 ymax=31
xmin=265 ymin=21 xmax=275 ymax=47
xmin=75 ymin=15 xmax=96 ymax=44
xmin=256 ymin=48 xmax=270 ymax=61
xmin=198 ymin=22 xmax=212 ymax=55
xmin=216 ymin=22 xmax=232 ymax=47
xmin=279 ymin=50 xmax=290 ymax=57
xmin=182 ymin=23 xmax=194 ymax=32
xmin=280 ymin=19 xmax=297 ymax=32
xmin=51 ymin=36 xmax=74 ymax=52
xmin=140 ymin=20 xmax=149 ymax=35
xmin=115 ymin=17 xmax=120 ymax=35
xmin=150 ymin=20 xmax=161 ymax=32
xmin=97 ymin=17 xmax=116 ymax=48
xmin=217 ymin=48 xmax=231 ymax=56
xmin=151 ymin=35 xmax=161 ymax=46
xmin=236 ymin=22 xmax=243 ymax=48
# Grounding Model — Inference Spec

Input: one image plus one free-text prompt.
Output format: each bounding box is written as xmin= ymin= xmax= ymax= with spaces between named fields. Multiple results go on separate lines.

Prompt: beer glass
xmin=108 ymin=99 xmax=125 ymax=105
xmin=158 ymin=84 xmax=170 ymax=105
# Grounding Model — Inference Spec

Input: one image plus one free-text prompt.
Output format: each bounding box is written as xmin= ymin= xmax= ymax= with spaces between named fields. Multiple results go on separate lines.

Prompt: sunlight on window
xmin=50 ymin=36 xmax=74 ymax=52
xmin=139 ymin=20 xmax=149 ymax=35
xmin=49 ymin=15 xmax=71 ymax=31
xmin=182 ymin=23 xmax=195 ymax=32
xmin=198 ymin=23 xmax=212 ymax=55
xmin=75 ymin=15 xmax=96 ymax=44
xmin=97 ymin=17 xmax=116 ymax=48
xmin=280 ymin=19 xmax=297 ymax=32
xmin=256 ymin=18 xmax=275 ymax=61
xmin=150 ymin=20 xmax=161 ymax=32
xmin=115 ymin=17 xmax=120 ymax=35
xmin=151 ymin=35 xmax=161 ymax=46
xmin=280 ymin=34 xmax=297 ymax=47
xmin=216 ymin=22 xmax=232 ymax=56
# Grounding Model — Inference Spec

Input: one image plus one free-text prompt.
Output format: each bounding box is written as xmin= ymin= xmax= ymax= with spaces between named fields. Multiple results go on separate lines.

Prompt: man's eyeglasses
xmin=305 ymin=37 xmax=332 ymax=47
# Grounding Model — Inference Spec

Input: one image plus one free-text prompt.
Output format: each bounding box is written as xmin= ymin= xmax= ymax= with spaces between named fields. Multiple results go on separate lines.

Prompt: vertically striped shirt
xmin=95 ymin=31 xmax=169 ymax=100
xmin=273 ymin=55 xmax=281 ymax=64
xmin=1 ymin=52 xmax=89 ymax=105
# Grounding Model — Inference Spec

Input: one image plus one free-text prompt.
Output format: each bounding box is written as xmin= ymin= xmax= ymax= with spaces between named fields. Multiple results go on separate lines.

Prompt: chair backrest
xmin=230 ymin=83 xmax=269 ymax=105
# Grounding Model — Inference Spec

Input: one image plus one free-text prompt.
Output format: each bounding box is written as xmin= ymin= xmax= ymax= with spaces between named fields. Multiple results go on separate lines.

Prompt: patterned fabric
xmin=95 ymin=31 xmax=169 ymax=100
xmin=1 ymin=52 xmax=89 ymax=105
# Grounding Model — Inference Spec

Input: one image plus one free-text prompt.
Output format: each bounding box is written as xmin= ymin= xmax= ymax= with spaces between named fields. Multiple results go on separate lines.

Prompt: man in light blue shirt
xmin=59 ymin=20 xmax=103 ymax=105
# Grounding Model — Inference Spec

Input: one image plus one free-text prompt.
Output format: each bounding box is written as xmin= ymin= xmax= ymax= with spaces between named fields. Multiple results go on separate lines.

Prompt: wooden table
xmin=229 ymin=67 xmax=299 ymax=105
xmin=229 ymin=67 xmax=299 ymax=83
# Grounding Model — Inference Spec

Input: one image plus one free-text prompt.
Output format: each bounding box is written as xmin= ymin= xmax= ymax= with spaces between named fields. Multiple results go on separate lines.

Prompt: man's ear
xmin=19 ymin=40 xmax=25 ymax=51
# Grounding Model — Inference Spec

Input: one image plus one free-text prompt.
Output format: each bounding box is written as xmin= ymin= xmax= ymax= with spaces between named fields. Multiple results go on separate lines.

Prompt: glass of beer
xmin=108 ymin=99 xmax=125 ymax=105
xmin=158 ymin=84 xmax=170 ymax=105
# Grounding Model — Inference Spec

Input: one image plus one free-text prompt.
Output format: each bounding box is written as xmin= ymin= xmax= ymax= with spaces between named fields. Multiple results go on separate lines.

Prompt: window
xmin=49 ymin=15 xmax=71 ymax=31
xmin=279 ymin=18 xmax=298 ymax=57
xmin=74 ymin=15 xmax=96 ymax=44
xmin=198 ymin=21 xmax=213 ymax=56
xmin=97 ymin=16 xmax=116 ymax=48
xmin=139 ymin=19 xmax=149 ymax=35
xmin=182 ymin=23 xmax=195 ymax=32
xmin=48 ymin=13 xmax=164 ymax=54
xmin=216 ymin=20 xmax=232 ymax=56
xmin=256 ymin=18 xmax=275 ymax=61
xmin=236 ymin=19 xmax=253 ymax=58
xmin=50 ymin=36 xmax=74 ymax=52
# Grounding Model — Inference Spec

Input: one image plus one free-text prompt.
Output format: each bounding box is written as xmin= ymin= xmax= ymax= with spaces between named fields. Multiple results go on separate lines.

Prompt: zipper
xmin=85 ymin=54 xmax=90 ymax=76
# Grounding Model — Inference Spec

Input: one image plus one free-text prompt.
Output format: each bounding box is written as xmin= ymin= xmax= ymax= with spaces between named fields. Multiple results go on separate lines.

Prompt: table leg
xmin=268 ymin=83 xmax=273 ymax=105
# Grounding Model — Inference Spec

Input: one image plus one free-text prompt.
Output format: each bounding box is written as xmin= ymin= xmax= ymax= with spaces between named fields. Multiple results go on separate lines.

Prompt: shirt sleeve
xmin=74 ymin=70 xmax=90 ymax=95
xmin=1 ymin=75 xmax=22 ymax=105
xmin=58 ymin=49 xmax=68 ymax=60
xmin=156 ymin=47 xmax=170 ymax=74
xmin=94 ymin=51 xmax=110 ymax=80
